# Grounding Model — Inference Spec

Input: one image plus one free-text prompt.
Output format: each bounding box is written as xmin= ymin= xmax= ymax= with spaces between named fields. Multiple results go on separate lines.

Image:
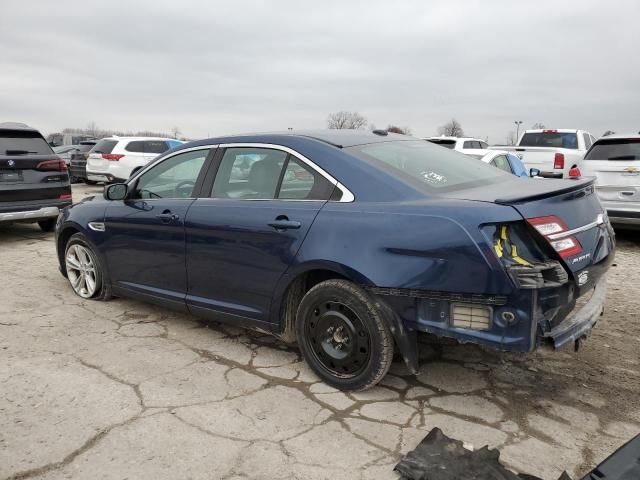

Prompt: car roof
xmin=186 ymin=129 xmax=415 ymax=149
xmin=426 ymin=136 xmax=484 ymax=142
xmin=101 ymin=136 xmax=178 ymax=142
xmin=593 ymin=134 xmax=640 ymax=142
xmin=523 ymin=129 xmax=580 ymax=133
xmin=0 ymin=122 xmax=38 ymax=132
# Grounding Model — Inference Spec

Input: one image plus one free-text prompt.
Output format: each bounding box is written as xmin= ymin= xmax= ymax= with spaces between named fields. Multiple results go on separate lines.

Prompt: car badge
xmin=7 ymin=159 xmax=15 ymax=168
xmin=578 ymin=270 xmax=589 ymax=286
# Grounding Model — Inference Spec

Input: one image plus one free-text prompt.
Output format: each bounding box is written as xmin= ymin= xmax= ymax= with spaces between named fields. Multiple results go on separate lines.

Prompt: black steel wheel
xmin=296 ymin=279 xmax=394 ymax=390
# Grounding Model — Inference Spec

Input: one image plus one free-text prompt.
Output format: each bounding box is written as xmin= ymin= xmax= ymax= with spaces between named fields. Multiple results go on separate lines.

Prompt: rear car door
xmin=0 ymin=126 xmax=71 ymax=218
xmin=582 ymin=138 xmax=640 ymax=219
xmin=102 ymin=147 xmax=212 ymax=309
xmin=184 ymin=145 xmax=336 ymax=326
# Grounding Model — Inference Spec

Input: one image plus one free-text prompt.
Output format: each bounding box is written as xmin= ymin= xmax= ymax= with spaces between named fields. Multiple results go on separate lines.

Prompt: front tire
xmin=64 ymin=233 xmax=111 ymax=300
xmin=296 ymin=279 xmax=394 ymax=391
xmin=38 ymin=219 xmax=56 ymax=232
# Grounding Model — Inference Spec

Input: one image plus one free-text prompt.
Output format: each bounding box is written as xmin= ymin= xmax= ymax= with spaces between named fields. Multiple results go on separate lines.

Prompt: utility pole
xmin=514 ymin=120 xmax=523 ymax=144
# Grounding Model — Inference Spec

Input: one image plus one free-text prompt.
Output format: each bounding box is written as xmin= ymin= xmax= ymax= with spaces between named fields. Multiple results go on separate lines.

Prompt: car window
xmin=479 ymin=141 xmax=488 ymax=149
xmin=144 ymin=140 xmax=170 ymax=154
xmin=347 ymin=140 xmax=509 ymax=192
xmin=125 ymin=141 xmax=145 ymax=153
xmin=211 ymin=147 xmax=288 ymax=199
xmin=519 ymin=132 xmax=578 ymax=149
xmin=584 ymin=139 xmax=640 ymax=161
xmin=463 ymin=141 xmax=474 ymax=149
xmin=427 ymin=139 xmax=456 ymax=149
xmin=583 ymin=133 xmax=592 ymax=150
xmin=92 ymin=139 xmax=118 ymax=154
xmin=490 ymin=155 xmax=513 ymax=173
xmin=133 ymin=149 xmax=209 ymax=199
xmin=0 ymin=130 xmax=53 ymax=155
xmin=278 ymin=157 xmax=335 ymax=200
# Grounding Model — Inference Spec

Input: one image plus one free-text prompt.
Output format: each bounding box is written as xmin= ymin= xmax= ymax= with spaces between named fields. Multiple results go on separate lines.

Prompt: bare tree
xmin=327 ymin=111 xmax=368 ymax=130
xmin=386 ymin=125 xmax=411 ymax=135
xmin=171 ymin=126 xmax=181 ymax=139
xmin=438 ymin=119 xmax=464 ymax=137
xmin=86 ymin=121 xmax=99 ymax=137
xmin=531 ymin=123 xmax=546 ymax=129
xmin=505 ymin=131 xmax=517 ymax=146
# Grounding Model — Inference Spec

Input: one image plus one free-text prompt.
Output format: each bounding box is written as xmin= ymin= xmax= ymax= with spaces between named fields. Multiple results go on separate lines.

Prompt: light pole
xmin=514 ymin=120 xmax=523 ymax=144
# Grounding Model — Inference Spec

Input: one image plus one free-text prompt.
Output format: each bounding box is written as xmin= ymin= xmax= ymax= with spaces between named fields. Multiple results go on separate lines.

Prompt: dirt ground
xmin=0 ymin=184 xmax=638 ymax=480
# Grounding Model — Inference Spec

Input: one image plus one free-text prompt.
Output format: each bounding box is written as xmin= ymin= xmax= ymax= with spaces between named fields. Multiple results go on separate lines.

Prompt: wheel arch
xmin=56 ymin=224 xmax=83 ymax=276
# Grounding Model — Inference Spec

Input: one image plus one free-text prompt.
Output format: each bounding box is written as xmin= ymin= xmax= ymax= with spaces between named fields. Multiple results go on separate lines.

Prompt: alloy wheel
xmin=65 ymin=244 xmax=98 ymax=298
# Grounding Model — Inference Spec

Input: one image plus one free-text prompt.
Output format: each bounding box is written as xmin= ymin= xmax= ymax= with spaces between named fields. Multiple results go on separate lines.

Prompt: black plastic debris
xmin=396 ymin=428 xmax=640 ymax=480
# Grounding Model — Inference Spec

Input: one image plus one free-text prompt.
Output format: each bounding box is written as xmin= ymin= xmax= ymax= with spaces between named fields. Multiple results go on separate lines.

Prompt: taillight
xmin=568 ymin=167 xmax=581 ymax=178
xmin=553 ymin=153 xmax=564 ymax=169
xmin=527 ymin=215 xmax=582 ymax=258
xmin=102 ymin=154 xmax=125 ymax=161
xmin=36 ymin=159 xmax=67 ymax=172
xmin=59 ymin=193 xmax=72 ymax=200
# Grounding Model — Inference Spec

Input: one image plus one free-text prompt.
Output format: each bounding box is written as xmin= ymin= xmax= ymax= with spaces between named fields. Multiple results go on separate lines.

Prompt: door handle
xmin=620 ymin=191 xmax=634 ymax=196
xmin=156 ymin=210 xmax=179 ymax=223
xmin=268 ymin=216 xmax=301 ymax=230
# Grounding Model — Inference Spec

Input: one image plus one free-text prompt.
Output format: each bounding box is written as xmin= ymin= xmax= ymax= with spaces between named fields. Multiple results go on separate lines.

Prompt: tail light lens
xmin=102 ymin=153 xmax=125 ymax=161
xmin=553 ymin=153 xmax=565 ymax=169
xmin=36 ymin=159 xmax=67 ymax=172
xmin=527 ymin=215 xmax=582 ymax=258
xmin=59 ymin=193 xmax=72 ymax=200
xmin=568 ymin=167 xmax=581 ymax=178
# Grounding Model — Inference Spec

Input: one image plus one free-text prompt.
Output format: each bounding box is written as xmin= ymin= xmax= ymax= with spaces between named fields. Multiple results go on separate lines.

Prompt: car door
xmin=582 ymin=138 xmax=640 ymax=212
xmin=184 ymin=145 xmax=337 ymax=327
xmin=102 ymin=147 xmax=213 ymax=309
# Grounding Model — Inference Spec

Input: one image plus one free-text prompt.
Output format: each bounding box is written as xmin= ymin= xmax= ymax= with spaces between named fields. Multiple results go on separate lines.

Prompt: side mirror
xmin=529 ymin=168 xmax=541 ymax=178
xmin=104 ymin=183 xmax=128 ymax=201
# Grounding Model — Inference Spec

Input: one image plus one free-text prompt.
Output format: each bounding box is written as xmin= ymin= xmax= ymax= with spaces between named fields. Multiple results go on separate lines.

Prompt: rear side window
xmin=584 ymin=139 xmax=640 ymax=161
xmin=144 ymin=140 xmax=170 ymax=154
xmin=427 ymin=139 xmax=456 ymax=149
xmin=463 ymin=141 xmax=482 ymax=149
xmin=278 ymin=157 xmax=334 ymax=200
xmin=125 ymin=141 xmax=145 ymax=153
xmin=0 ymin=130 xmax=53 ymax=155
xmin=519 ymin=132 xmax=578 ymax=149
xmin=92 ymin=139 xmax=118 ymax=154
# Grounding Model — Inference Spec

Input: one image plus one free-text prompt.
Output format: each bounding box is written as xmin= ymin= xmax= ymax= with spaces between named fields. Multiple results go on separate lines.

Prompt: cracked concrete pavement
xmin=1 ymin=184 xmax=639 ymax=480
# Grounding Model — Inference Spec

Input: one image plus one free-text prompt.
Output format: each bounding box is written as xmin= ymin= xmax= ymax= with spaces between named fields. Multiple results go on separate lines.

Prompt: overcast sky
xmin=1 ymin=0 xmax=639 ymax=143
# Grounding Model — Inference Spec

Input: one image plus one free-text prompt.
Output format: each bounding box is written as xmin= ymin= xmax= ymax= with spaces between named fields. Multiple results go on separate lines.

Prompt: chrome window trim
xmin=547 ymin=214 xmax=606 ymax=240
xmin=126 ymin=145 xmax=218 ymax=185
xmin=218 ymin=143 xmax=355 ymax=203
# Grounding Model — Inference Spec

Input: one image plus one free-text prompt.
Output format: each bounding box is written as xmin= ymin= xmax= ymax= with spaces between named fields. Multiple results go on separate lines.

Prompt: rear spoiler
xmin=495 ymin=178 xmax=595 ymax=205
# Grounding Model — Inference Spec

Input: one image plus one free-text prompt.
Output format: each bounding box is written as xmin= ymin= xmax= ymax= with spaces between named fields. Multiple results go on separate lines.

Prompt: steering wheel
xmin=174 ymin=180 xmax=195 ymax=198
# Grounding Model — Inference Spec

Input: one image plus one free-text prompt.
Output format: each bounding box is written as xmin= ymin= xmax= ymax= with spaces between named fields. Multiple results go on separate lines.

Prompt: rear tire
xmin=64 ymin=233 xmax=112 ymax=300
xmin=37 ymin=219 xmax=56 ymax=232
xmin=84 ymin=179 xmax=97 ymax=185
xmin=296 ymin=279 xmax=394 ymax=391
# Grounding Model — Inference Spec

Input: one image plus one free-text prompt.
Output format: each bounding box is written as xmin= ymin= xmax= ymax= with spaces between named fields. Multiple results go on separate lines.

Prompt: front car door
xmin=102 ymin=147 xmax=213 ymax=309
xmin=184 ymin=145 xmax=338 ymax=328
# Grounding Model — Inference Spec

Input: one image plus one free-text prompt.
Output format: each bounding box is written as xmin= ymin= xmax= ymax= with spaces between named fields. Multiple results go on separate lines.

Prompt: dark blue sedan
xmin=55 ymin=130 xmax=615 ymax=390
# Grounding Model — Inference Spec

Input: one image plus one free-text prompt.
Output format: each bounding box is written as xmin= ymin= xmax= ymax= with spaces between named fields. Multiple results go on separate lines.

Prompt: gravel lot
xmin=1 ymin=184 xmax=639 ymax=480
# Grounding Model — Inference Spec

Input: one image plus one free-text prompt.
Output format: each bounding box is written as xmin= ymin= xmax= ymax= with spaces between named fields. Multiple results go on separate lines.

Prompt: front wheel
xmin=64 ymin=233 xmax=111 ymax=300
xmin=296 ymin=279 xmax=394 ymax=391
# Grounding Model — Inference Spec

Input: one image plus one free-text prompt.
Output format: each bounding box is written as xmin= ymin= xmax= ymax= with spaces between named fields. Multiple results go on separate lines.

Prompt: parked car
xmin=68 ymin=140 xmax=98 ymax=184
xmin=581 ymin=134 xmax=640 ymax=226
xmin=0 ymin=122 xmax=72 ymax=231
xmin=55 ymin=130 xmax=615 ymax=390
xmin=492 ymin=129 xmax=596 ymax=179
xmin=470 ymin=150 xmax=530 ymax=177
xmin=426 ymin=136 xmax=489 ymax=156
xmin=86 ymin=137 xmax=183 ymax=183
xmin=53 ymin=145 xmax=80 ymax=166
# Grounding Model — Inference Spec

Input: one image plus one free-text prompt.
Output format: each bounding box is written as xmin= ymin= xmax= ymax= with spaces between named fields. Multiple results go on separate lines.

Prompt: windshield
xmin=427 ymin=139 xmax=456 ymax=149
xmin=519 ymin=132 xmax=578 ymax=149
xmin=346 ymin=140 xmax=509 ymax=192
xmin=584 ymin=139 xmax=640 ymax=161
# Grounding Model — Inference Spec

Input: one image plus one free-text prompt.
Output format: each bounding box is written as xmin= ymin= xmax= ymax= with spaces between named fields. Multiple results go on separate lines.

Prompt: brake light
xmin=36 ymin=159 xmax=67 ymax=172
xmin=553 ymin=153 xmax=565 ymax=169
xmin=543 ymin=129 xmax=558 ymax=133
xmin=568 ymin=167 xmax=581 ymax=178
xmin=59 ymin=193 xmax=72 ymax=200
xmin=102 ymin=154 xmax=124 ymax=161
xmin=527 ymin=215 xmax=582 ymax=258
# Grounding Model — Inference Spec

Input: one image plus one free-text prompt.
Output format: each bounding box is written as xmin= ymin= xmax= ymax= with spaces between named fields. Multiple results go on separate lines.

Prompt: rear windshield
xmin=427 ymin=139 xmax=456 ymax=149
xmin=519 ymin=132 xmax=578 ymax=149
xmin=0 ymin=130 xmax=53 ymax=155
xmin=346 ymin=140 xmax=508 ymax=192
xmin=77 ymin=143 xmax=96 ymax=153
xmin=92 ymin=139 xmax=118 ymax=154
xmin=584 ymin=139 xmax=640 ymax=161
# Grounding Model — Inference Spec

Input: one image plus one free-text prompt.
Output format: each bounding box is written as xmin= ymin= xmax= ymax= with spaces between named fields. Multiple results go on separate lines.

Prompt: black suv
xmin=69 ymin=140 xmax=97 ymax=184
xmin=0 ymin=122 xmax=72 ymax=231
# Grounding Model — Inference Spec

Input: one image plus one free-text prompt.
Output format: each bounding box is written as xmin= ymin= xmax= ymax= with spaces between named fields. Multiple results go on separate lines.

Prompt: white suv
xmin=426 ymin=136 xmax=489 ymax=156
xmin=86 ymin=137 xmax=183 ymax=183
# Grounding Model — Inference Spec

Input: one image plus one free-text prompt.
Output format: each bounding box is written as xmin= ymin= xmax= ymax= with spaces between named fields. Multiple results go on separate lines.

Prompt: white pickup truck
xmin=490 ymin=129 xmax=597 ymax=178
